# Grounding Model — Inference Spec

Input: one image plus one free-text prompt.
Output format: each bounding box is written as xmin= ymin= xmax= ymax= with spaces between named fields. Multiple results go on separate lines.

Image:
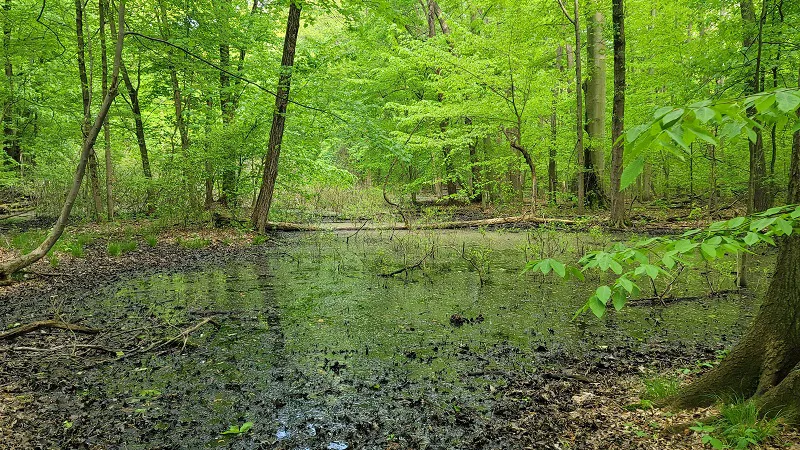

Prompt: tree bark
xmin=668 ymin=67 xmax=800 ymax=422
xmin=75 ymin=0 xmax=104 ymax=221
xmin=585 ymin=11 xmax=607 ymax=207
xmin=121 ymin=63 xmax=151 ymax=179
xmin=0 ymin=0 xmax=125 ymax=281
xmin=550 ymin=46 xmax=563 ymax=205
xmin=2 ymin=0 xmax=20 ymax=166
xmin=610 ymin=0 xmax=626 ymax=227
xmin=572 ymin=0 xmax=585 ymax=212
xmin=99 ymin=0 xmax=114 ymax=220
xmin=251 ymin=2 xmax=301 ymax=232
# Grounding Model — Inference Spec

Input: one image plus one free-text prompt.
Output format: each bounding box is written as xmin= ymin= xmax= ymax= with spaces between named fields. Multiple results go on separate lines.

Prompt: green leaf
xmin=695 ymin=107 xmax=715 ymax=123
xmin=618 ymin=276 xmax=634 ymax=293
xmin=662 ymin=254 xmax=676 ymax=269
xmin=566 ymin=266 xmax=585 ymax=281
xmin=750 ymin=217 xmax=776 ymax=231
xmin=239 ymin=422 xmax=253 ymax=433
xmin=662 ymin=108 xmax=685 ymax=127
xmin=727 ymin=217 xmax=746 ymax=229
xmin=744 ymin=232 xmax=759 ymax=246
xmin=700 ymin=243 xmax=718 ymax=260
xmin=550 ymin=259 xmax=566 ymax=278
xmin=612 ymin=290 xmax=627 ymax=311
xmin=776 ymin=91 xmax=800 ymax=113
xmin=620 ymin=157 xmax=645 ymax=190
xmin=644 ymin=264 xmax=659 ymax=280
xmin=609 ymin=259 xmax=623 ymax=275
xmin=653 ymin=106 xmax=673 ymax=120
xmin=754 ymin=94 xmax=776 ymax=112
xmin=777 ymin=218 xmax=793 ymax=236
xmin=539 ymin=259 xmax=551 ymax=275
xmin=596 ymin=285 xmax=612 ymax=305
xmin=588 ymin=296 xmax=606 ymax=318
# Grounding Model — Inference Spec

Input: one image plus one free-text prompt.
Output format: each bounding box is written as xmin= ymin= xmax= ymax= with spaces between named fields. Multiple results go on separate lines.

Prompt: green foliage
xmin=144 ymin=235 xmax=158 ymax=248
xmin=641 ymin=375 xmax=681 ymax=402
xmin=690 ymin=401 xmax=780 ymax=449
xmin=107 ymin=241 xmax=138 ymax=257
xmin=220 ymin=422 xmax=253 ymax=436
xmin=531 ymin=204 xmax=799 ymax=318
xmin=178 ymin=237 xmax=211 ymax=250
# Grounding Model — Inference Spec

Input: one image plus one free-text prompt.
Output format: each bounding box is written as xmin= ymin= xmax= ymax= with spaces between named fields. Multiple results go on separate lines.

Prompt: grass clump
xmin=641 ymin=375 xmax=681 ymax=402
xmin=690 ymin=400 xmax=781 ymax=449
xmin=107 ymin=240 xmax=137 ymax=257
xmin=178 ymin=237 xmax=211 ymax=249
xmin=144 ymin=234 xmax=158 ymax=248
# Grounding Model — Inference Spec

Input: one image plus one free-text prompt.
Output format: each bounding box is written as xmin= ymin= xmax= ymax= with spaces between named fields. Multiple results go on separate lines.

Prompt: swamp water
xmin=84 ymin=230 xmax=760 ymax=449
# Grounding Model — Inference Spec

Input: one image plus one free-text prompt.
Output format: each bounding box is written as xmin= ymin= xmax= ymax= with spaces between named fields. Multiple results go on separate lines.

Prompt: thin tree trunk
xmin=121 ymin=63 xmax=151 ymax=179
xmin=610 ymin=0 xmax=626 ymax=227
xmin=572 ymin=0 xmax=585 ymax=212
xmin=0 ymin=0 xmax=125 ymax=281
xmin=75 ymin=0 xmax=103 ymax=221
xmin=251 ymin=2 xmax=301 ymax=232
xmin=219 ymin=40 xmax=236 ymax=205
xmin=2 ymin=0 xmax=20 ymax=165
xmin=99 ymin=0 xmax=114 ymax=220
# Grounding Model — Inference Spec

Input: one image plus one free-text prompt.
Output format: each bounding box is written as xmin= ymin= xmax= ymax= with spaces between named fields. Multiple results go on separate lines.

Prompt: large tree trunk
xmin=75 ymin=0 xmax=104 ymax=221
xmin=0 ymin=0 xmax=125 ymax=282
xmin=251 ymin=2 xmax=301 ymax=232
xmin=609 ymin=0 xmax=626 ymax=227
xmin=99 ymin=0 xmax=114 ymax=220
xmin=668 ymin=68 xmax=800 ymax=422
xmin=584 ymin=11 xmax=607 ymax=207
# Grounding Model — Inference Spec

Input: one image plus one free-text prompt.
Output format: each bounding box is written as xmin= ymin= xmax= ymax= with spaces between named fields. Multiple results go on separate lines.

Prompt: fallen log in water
xmin=267 ymin=214 xmax=578 ymax=232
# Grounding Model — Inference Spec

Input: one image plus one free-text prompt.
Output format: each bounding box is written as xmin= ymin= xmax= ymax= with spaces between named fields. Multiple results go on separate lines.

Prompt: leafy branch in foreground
xmin=525 ymin=204 xmax=800 ymax=318
xmin=619 ymin=88 xmax=800 ymax=190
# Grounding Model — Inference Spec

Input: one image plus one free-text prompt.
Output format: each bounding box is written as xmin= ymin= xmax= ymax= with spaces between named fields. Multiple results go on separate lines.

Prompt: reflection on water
xmin=93 ymin=230 xmax=762 ymax=449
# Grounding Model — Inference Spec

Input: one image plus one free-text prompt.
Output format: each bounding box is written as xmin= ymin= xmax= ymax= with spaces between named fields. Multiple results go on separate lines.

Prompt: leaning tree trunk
xmin=251 ymin=2 xmax=301 ymax=232
xmin=668 ymin=69 xmax=800 ymax=421
xmin=121 ymin=63 xmax=151 ymax=179
xmin=0 ymin=0 xmax=125 ymax=282
xmin=609 ymin=0 xmax=626 ymax=227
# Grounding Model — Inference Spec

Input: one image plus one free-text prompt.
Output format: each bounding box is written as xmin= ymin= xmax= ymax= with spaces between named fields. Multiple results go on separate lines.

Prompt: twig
xmin=345 ymin=220 xmax=370 ymax=244
xmin=1 ymin=344 xmax=118 ymax=353
xmin=0 ymin=320 xmax=99 ymax=340
xmin=379 ymin=247 xmax=434 ymax=278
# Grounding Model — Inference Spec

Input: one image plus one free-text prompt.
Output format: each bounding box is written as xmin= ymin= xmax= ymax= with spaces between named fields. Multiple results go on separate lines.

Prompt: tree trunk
xmin=550 ymin=46 xmax=563 ymax=205
xmin=251 ymin=2 xmax=301 ymax=232
xmin=738 ymin=0 xmax=769 ymax=288
xmin=610 ymin=0 xmax=626 ymax=227
xmin=0 ymin=0 xmax=125 ymax=281
xmin=219 ymin=40 xmax=237 ymax=206
xmin=668 ymin=67 xmax=800 ymax=422
xmin=572 ymin=0 xmax=585 ymax=212
xmin=2 ymin=0 xmax=20 ymax=166
xmin=585 ymin=11 xmax=607 ymax=207
xmin=75 ymin=0 xmax=103 ymax=221
xmin=466 ymin=117 xmax=482 ymax=203
xmin=121 ymin=63 xmax=151 ymax=179
xmin=99 ymin=0 xmax=114 ymax=220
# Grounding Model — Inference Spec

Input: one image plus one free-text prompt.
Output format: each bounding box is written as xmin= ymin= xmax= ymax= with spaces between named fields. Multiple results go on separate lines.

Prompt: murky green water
xmin=89 ymin=230 xmax=766 ymax=449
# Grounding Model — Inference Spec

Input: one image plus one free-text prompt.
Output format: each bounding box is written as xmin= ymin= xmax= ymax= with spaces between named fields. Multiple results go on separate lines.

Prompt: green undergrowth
xmin=107 ymin=240 xmax=138 ymax=257
xmin=691 ymin=400 xmax=782 ymax=449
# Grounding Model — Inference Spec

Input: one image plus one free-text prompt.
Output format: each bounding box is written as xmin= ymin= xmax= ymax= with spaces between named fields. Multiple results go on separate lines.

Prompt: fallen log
xmin=0 ymin=320 xmax=99 ymax=340
xmin=267 ymin=214 xmax=577 ymax=232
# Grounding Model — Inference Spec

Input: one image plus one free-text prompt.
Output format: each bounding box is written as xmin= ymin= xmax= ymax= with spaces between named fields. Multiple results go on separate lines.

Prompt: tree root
xmin=0 ymin=320 xmax=99 ymax=340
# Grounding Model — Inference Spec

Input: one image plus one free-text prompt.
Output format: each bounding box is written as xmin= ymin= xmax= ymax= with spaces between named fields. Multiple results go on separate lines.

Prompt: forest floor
xmin=1 ymin=203 xmax=796 ymax=449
